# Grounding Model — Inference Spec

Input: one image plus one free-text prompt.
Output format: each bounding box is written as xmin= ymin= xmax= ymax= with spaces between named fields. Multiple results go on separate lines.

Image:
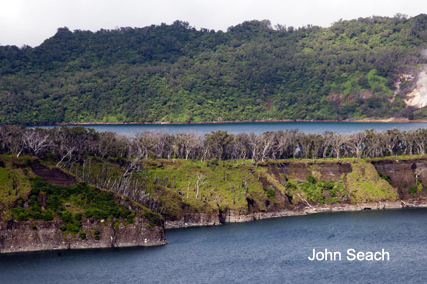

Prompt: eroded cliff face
xmin=5 ymin=157 xmax=427 ymax=245
xmin=277 ymin=159 xmax=427 ymax=201
xmin=404 ymin=69 xmax=427 ymax=108
xmin=0 ymin=216 xmax=166 ymax=253
xmin=165 ymin=158 xmax=427 ymax=229
xmin=278 ymin=162 xmax=352 ymax=182
xmin=30 ymin=162 xmax=77 ymax=187
xmin=0 ymin=162 xmax=167 ymax=253
xmin=372 ymin=159 xmax=427 ymax=200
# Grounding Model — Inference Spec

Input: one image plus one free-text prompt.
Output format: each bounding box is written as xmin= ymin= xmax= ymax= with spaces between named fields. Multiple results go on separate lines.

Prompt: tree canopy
xmin=1 ymin=15 xmax=427 ymax=124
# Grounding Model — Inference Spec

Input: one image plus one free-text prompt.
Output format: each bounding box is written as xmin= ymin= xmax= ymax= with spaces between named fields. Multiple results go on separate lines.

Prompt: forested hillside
xmin=1 ymin=14 xmax=427 ymax=124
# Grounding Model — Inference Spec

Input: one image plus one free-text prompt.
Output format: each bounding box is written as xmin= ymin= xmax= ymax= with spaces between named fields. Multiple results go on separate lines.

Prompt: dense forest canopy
xmin=1 ymin=14 xmax=427 ymax=124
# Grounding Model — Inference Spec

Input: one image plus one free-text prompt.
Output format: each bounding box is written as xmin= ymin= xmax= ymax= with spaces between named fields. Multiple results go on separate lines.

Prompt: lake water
xmin=1 ymin=209 xmax=427 ymax=283
xmin=29 ymin=121 xmax=427 ymax=135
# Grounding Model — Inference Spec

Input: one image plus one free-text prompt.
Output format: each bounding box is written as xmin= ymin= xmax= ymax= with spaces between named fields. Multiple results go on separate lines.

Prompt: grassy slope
xmin=0 ymin=154 xmax=162 ymax=239
xmin=2 ymin=153 xmax=411 ymax=227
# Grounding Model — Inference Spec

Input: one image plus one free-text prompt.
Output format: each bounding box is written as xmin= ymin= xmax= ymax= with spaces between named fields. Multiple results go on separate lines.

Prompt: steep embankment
xmin=0 ymin=215 xmax=166 ymax=253
xmin=158 ymin=157 xmax=427 ymax=229
xmin=405 ymin=69 xmax=427 ymax=108
xmin=0 ymin=157 xmax=166 ymax=253
xmin=3 ymin=154 xmax=427 ymax=252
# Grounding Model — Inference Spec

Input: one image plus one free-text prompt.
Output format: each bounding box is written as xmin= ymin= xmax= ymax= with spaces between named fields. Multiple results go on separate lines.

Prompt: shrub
xmin=67 ymin=223 xmax=81 ymax=234
xmin=31 ymin=224 xmax=37 ymax=230
xmin=79 ymin=232 xmax=87 ymax=239
xmin=144 ymin=212 xmax=156 ymax=227
xmin=307 ymin=174 xmax=317 ymax=184
xmin=12 ymin=208 xmax=31 ymax=221
xmin=409 ymin=186 xmax=417 ymax=195
xmin=264 ymin=188 xmax=276 ymax=199
xmin=85 ymin=210 xmax=94 ymax=218
xmin=126 ymin=212 xmax=135 ymax=224
xmin=42 ymin=210 xmax=54 ymax=221
xmin=59 ymin=225 xmax=67 ymax=231
xmin=74 ymin=213 xmax=82 ymax=222
xmin=322 ymin=180 xmax=335 ymax=191
xmin=60 ymin=211 xmax=73 ymax=223
xmin=299 ymin=181 xmax=324 ymax=203
xmin=377 ymin=170 xmax=391 ymax=184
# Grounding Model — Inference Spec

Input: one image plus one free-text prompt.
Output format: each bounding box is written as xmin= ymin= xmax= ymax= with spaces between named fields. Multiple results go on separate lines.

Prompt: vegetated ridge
xmin=1 ymin=14 xmax=427 ymax=124
xmin=2 ymin=126 xmax=427 ymax=253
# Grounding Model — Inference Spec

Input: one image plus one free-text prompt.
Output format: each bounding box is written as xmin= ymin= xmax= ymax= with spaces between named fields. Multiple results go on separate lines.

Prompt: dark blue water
xmin=29 ymin=121 xmax=427 ymax=135
xmin=1 ymin=209 xmax=427 ymax=283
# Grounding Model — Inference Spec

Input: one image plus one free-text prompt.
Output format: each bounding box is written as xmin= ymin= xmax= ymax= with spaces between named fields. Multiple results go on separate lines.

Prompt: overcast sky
xmin=1 ymin=0 xmax=425 ymax=48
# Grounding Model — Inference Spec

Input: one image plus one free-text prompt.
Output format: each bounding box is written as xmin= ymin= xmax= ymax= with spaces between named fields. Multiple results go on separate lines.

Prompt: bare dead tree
xmin=413 ymin=129 xmax=427 ymax=156
xmin=347 ymin=131 xmax=367 ymax=158
xmin=247 ymin=132 xmax=260 ymax=162
xmin=154 ymin=130 xmax=169 ymax=158
xmin=258 ymin=132 xmax=276 ymax=161
xmin=329 ymin=132 xmax=348 ymax=160
xmin=186 ymin=178 xmax=192 ymax=198
xmin=22 ymin=128 xmax=52 ymax=157
xmin=311 ymin=134 xmax=325 ymax=162
xmin=1 ymin=125 xmax=25 ymax=157
xmin=194 ymin=173 xmax=207 ymax=199
xmin=232 ymin=132 xmax=249 ymax=159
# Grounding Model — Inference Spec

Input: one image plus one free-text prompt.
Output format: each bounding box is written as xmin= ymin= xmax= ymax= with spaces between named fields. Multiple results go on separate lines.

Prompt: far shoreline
xmin=10 ymin=117 xmax=427 ymax=127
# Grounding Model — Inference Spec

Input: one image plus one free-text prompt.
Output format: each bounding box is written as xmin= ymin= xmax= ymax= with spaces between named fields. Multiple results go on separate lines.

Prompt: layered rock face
xmin=0 ymin=217 xmax=166 ymax=253
xmin=278 ymin=162 xmax=352 ymax=182
xmin=4 ymin=158 xmax=427 ymax=252
xmin=0 ymin=163 xmax=167 ymax=253
xmin=372 ymin=159 xmax=427 ymax=200
xmin=166 ymin=159 xmax=427 ymax=229
xmin=30 ymin=162 xmax=77 ymax=187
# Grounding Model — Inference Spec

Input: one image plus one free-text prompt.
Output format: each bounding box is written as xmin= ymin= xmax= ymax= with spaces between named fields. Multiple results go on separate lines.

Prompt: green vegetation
xmin=283 ymin=175 xmax=346 ymax=205
xmin=264 ymin=188 xmax=276 ymax=199
xmin=1 ymin=15 xmax=427 ymax=124
xmin=145 ymin=159 xmax=268 ymax=214
xmin=346 ymin=162 xmax=398 ymax=202
xmin=2 ymin=125 xmax=427 ymax=231
xmin=377 ymin=170 xmax=391 ymax=184
xmin=10 ymin=176 xmax=136 ymax=236
xmin=0 ymin=154 xmax=163 ymax=239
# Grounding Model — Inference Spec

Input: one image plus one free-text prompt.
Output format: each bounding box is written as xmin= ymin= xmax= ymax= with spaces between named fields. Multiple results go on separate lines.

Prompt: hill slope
xmin=1 ymin=14 xmax=427 ymax=124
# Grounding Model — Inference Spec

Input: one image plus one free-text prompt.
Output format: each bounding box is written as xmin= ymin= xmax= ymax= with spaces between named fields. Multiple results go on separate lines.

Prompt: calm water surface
xmin=29 ymin=121 xmax=427 ymax=135
xmin=1 ymin=209 xmax=427 ymax=283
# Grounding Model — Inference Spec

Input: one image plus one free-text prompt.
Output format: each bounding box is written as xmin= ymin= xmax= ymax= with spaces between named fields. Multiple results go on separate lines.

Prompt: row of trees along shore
xmin=2 ymin=126 xmax=427 ymax=163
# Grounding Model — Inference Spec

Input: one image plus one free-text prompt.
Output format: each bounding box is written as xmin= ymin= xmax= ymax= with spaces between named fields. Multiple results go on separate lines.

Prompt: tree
xmin=205 ymin=130 xmax=234 ymax=160
xmin=22 ymin=128 xmax=52 ymax=157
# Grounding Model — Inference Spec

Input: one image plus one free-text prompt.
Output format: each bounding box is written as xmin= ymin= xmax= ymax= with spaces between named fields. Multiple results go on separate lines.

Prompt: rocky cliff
xmin=0 ymin=216 xmax=166 ymax=253
xmin=3 ymin=155 xmax=427 ymax=252
xmin=0 ymin=160 xmax=167 ymax=253
xmin=165 ymin=157 xmax=427 ymax=229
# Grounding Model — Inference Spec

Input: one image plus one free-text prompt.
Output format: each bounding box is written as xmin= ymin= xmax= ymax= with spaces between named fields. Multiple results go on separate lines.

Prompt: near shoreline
xmin=164 ymin=200 xmax=427 ymax=229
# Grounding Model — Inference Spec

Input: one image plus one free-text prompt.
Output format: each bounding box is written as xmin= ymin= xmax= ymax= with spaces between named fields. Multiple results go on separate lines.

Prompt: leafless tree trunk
xmin=22 ymin=129 xmax=52 ymax=157
xmin=347 ymin=131 xmax=367 ymax=158
xmin=194 ymin=173 xmax=207 ymax=199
